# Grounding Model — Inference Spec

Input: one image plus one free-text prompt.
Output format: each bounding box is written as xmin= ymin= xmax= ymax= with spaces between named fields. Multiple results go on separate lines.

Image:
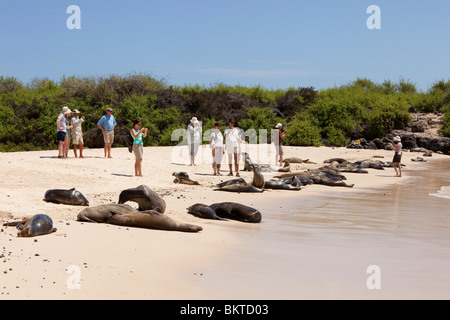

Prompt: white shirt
xmin=210 ymin=129 xmax=223 ymax=148
xmin=224 ymin=127 xmax=242 ymax=152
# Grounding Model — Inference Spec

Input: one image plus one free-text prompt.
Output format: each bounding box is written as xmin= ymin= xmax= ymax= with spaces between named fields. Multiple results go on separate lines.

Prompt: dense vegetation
xmin=0 ymin=74 xmax=448 ymax=152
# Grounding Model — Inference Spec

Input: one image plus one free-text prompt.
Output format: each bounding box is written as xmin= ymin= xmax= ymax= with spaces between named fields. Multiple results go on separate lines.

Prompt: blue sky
xmin=0 ymin=0 xmax=448 ymax=91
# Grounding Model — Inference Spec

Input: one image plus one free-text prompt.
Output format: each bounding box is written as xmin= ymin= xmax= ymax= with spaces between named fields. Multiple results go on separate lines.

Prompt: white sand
xmin=0 ymin=145 xmax=446 ymax=299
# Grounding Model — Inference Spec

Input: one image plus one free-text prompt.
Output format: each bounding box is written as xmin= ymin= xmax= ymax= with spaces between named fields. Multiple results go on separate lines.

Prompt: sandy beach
xmin=0 ymin=145 xmax=449 ymax=300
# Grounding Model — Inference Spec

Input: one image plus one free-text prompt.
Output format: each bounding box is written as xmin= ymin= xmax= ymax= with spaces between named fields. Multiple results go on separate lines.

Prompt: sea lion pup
xmin=172 ymin=172 xmax=200 ymax=185
xmin=77 ymin=204 xmax=202 ymax=233
xmin=278 ymin=161 xmax=291 ymax=173
xmin=250 ymin=163 xmax=265 ymax=189
xmin=187 ymin=202 xmax=262 ymax=223
xmin=242 ymin=152 xmax=255 ymax=171
xmin=283 ymin=157 xmax=316 ymax=164
xmin=44 ymin=188 xmax=89 ymax=206
xmin=3 ymin=214 xmax=57 ymax=237
xmin=264 ymin=180 xmax=301 ymax=190
xmin=118 ymin=185 xmax=166 ymax=213
xmin=186 ymin=203 xmax=226 ymax=221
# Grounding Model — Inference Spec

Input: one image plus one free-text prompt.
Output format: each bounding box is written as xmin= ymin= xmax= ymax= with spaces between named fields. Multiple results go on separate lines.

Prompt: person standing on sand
xmin=224 ymin=118 xmax=243 ymax=177
xmin=210 ymin=122 xmax=225 ymax=176
xmin=97 ymin=108 xmax=116 ymax=158
xmin=187 ymin=117 xmax=202 ymax=166
xmin=64 ymin=113 xmax=72 ymax=158
xmin=388 ymin=136 xmax=403 ymax=177
xmin=71 ymin=109 xmax=85 ymax=158
xmin=274 ymin=123 xmax=286 ymax=166
xmin=130 ymin=119 xmax=148 ymax=177
xmin=56 ymin=106 xmax=72 ymax=159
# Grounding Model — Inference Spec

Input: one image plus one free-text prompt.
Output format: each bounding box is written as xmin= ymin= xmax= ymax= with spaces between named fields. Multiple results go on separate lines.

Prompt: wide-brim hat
xmin=62 ymin=106 xmax=72 ymax=114
xmin=393 ymin=136 xmax=401 ymax=142
xmin=275 ymin=123 xmax=283 ymax=128
xmin=72 ymin=109 xmax=80 ymax=114
xmin=190 ymin=117 xmax=198 ymax=123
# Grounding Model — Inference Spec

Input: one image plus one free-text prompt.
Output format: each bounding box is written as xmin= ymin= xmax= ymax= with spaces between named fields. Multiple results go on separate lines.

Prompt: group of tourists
xmin=56 ymin=106 xmax=86 ymax=159
xmin=56 ymin=106 xmax=116 ymax=160
xmin=188 ymin=117 xmax=287 ymax=176
xmin=56 ymin=106 xmax=403 ymax=178
xmin=55 ymin=107 xmax=288 ymax=177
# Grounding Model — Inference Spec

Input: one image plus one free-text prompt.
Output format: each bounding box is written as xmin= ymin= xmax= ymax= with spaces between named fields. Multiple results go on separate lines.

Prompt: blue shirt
xmin=97 ymin=115 xmax=116 ymax=131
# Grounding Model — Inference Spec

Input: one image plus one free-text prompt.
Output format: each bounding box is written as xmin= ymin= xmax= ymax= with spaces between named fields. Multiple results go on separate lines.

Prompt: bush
xmin=239 ymin=107 xmax=284 ymax=144
xmin=285 ymin=114 xmax=322 ymax=146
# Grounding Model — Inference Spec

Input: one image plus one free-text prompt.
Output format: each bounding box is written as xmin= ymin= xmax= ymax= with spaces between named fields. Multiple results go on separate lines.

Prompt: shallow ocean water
xmin=203 ymin=158 xmax=450 ymax=299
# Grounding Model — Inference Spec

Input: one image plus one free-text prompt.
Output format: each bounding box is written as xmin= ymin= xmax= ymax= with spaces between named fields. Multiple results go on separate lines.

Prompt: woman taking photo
xmin=130 ymin=119 xmax=148 ymax=177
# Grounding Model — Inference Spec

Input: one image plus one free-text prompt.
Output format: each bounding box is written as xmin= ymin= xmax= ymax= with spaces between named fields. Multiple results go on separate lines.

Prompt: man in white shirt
xmin=224 ymin=118 xmax=243 ymax=176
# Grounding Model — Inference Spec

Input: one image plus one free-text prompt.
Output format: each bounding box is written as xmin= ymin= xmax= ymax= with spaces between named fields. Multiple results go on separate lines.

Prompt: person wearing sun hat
xmin=71 ymin=109 xmax=85 ymax=158
xmin=388 ymin=136 xmax=403 ymax=177
xmin=187 ymin=116 xmax=202 ymax=166
xmin=56 ymin=106 xmax=72 ymax=158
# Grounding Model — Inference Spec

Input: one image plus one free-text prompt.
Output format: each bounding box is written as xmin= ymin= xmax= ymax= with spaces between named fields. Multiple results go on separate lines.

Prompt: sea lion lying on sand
xmin=187 ymin=202 xmax=262 ymax=223
xmin=264 ymin=180 xmax=301 ymax=190
xmin=283 ymin=157 xmax=316 ymax=164
xmin=77 ymin=204 xmax=202 ymax=233
xmin=3 ymin=214 xmax=57 ymax=237
xmin=172 ymin=172 xmax=200 ymax=185
xmin=118 ymin=185 xmax=166 ymax=213
xmin=215 ymin=182 xmax=264 ymax=193
xmin=275 ymin=169 xmax=354 ymax=188
xmin=214 ymin=163 xmax=264 ymax=192
xmin=44 ymin=188 xmax=89 ymax=206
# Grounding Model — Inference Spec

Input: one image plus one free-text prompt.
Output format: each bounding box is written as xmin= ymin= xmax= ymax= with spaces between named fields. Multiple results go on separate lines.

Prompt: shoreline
xmin=0 ymin=146 xmax=448 ymax=299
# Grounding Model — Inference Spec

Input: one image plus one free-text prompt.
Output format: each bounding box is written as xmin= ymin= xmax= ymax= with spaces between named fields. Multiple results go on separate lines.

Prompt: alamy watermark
xmin=66 ymin=5 xmax=81 ymax=30
xmin=66 ymin=264 xmax=82 ymax=290
xmin=367 ymin=5 xmax=381 ymax=30
xmin=366 ymin=265 xmax=381 ymax=290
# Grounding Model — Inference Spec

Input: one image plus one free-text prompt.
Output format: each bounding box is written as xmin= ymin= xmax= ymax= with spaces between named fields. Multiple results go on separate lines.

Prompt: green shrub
xmin=285 ymin=114 xmax=322 ymax=146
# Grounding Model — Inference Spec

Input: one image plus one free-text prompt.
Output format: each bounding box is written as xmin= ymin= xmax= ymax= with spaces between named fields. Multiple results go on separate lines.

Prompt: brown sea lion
xmin=77 ymin=204 xmax=202 ymax=233
xmin=187 ymin=202 xmax=262 ymax=223
xmin=264 ymin=180 xmax=301 ymax=190
xmin=172 ymin=172 xmax=200 ymax=185
xmin=118 ymin=185 xmax=166 ymax=213
xmin=44 ymin=188 xmax=89 ymax=206
xmin=3 ymin=214 xmax=57 ymax=238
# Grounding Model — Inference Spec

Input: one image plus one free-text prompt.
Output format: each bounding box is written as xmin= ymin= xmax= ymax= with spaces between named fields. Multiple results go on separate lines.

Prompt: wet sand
xmin=199 ymin=159 xmax=450 ymax=299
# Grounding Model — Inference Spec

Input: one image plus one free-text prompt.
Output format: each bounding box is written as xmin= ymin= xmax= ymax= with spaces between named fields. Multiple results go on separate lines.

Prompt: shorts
xmin=57 ymin=131 xmax=66 ymax=142
xmin=275 ymin=144 xmax=284 ymax=157
xmin=72 ymin=133 xmax=84 ymax=145
xmin=103 ymin=130 xmax=114 ymax=144
xmin=189 ymin=143 xmax=200 ymax=156
xmin=393 ymin=154 xmax=402 ymax=163
xmin=212 ymin=147 xmax=223 ymax=168
xmin=133 ymin=144 xmax=143 ymax=160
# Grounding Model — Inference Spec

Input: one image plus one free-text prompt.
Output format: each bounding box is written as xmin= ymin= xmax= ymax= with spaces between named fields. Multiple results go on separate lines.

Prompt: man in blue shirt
xmin=97 ymin=108 xmax=117 ymax=158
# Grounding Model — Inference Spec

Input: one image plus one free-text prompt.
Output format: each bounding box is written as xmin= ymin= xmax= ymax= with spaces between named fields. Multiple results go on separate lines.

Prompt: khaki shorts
xmin=72 ymin=133 xmax=84 ymax=145
xmin=103 ymin=130 xmax=114 ymax=144
xmin=133 ymin=144 xmax=143 ymax=160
